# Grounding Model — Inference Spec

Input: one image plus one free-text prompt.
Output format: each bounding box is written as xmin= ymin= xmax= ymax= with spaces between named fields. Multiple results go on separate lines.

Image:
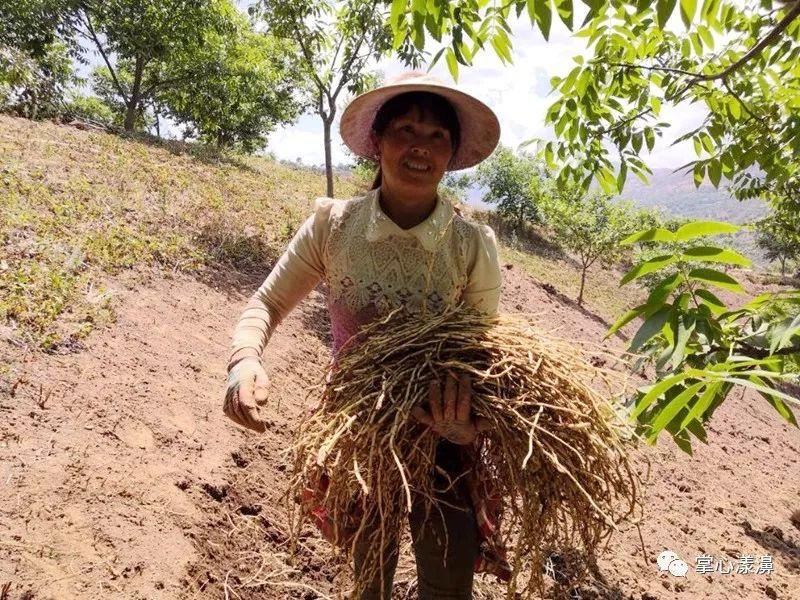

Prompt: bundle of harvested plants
xmin=288 ymin=305 xmax=642 ymax=598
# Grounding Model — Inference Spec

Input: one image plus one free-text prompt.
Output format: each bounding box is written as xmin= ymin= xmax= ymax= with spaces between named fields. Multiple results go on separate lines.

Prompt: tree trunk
xmin=578 ymin=265 xmax=587 ymax=307
xmin=123 ymin=56 xmax=145 ymax=132
xmin=323 ymin=116 xmax=334 ymax=198
xmin=780 ymin=257 xmax=786 ymax=276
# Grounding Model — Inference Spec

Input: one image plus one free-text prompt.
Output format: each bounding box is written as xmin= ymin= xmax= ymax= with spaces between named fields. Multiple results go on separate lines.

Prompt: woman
xmin=224 ymin=71 xmax=504 ymax=598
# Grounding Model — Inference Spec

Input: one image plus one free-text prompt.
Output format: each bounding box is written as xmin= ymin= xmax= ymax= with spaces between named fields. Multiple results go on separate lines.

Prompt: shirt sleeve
xmin=228 ymin=198 xmax=335 ymax=367
xmin=461 ymin=223 xmax=502 ymax=315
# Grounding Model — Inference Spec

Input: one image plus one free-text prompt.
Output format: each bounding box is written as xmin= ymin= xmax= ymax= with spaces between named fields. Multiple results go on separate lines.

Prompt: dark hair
xmin=370 ymin=91 xmax=461 ymax=189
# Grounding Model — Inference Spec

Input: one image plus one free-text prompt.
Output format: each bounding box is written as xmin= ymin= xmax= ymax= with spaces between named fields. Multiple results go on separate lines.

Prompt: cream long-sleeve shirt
xmin=229 ymin=187 xmax=502 ymax=367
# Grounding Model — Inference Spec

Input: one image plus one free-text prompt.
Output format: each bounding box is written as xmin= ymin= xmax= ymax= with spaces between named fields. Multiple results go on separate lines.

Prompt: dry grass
xmin=0 ymin=115 xmax=360 ymax=350
xmin=288 ymin=305 xmax=643 ymax=599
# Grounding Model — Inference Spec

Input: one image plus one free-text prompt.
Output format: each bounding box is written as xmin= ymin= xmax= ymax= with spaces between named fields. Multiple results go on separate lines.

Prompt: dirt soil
xmin=1 ymin=262 xmax=799 ymax=600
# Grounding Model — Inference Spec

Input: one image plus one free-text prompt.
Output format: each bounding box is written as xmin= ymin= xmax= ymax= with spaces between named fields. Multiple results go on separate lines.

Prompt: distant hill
xmin=619 ymin=168 xmax=767 ymax=224
xmin=463 ymin=167 xmax=769 ymax=266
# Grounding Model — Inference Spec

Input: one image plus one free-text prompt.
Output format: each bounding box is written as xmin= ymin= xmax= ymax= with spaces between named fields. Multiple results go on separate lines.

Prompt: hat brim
xmin=339 ymin=82 xmax=500 ymax=171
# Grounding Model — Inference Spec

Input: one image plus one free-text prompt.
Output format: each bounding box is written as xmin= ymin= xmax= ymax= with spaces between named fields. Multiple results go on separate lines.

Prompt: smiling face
xmin=375 ymin=105 xmax=454 ymax=197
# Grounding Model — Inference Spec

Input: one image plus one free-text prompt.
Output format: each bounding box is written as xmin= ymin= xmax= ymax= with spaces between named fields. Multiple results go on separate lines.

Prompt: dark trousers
xmin=353 ymin=441 xmax=479 ymax=599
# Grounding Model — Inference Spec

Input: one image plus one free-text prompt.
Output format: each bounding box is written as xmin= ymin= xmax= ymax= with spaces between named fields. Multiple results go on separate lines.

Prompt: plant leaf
xmin=682 ymin=246 xmax=752 ymax=267
xmin=674 ymin=220 xmax=740 ymax=241
xmin=657 ymin=0 xmax=678 ymax=28
xmin=647 ymin=382 xmax=705 ymax=442
xmin=620 ymin=255 xmax=678 ymax=286
xmin=621 ymin=227 xmax=676 ymax=245
xmin=688 ymin=268 xmax=744 ymax=293
xmin=632 ymin=370 xmax=694 ymax=420
xmin=680 ymin=381 xmax=722 ymax=429
xmin=630 ymin=305 xmax=672 ymax=352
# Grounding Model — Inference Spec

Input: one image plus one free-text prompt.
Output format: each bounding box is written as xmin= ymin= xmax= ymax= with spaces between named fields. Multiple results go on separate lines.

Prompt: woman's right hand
xmin=224 ymin=357 xmax=269 ymax=433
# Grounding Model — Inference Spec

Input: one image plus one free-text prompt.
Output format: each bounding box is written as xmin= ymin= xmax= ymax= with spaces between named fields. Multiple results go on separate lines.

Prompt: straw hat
xmin=339 ymin=71 xmax=501 ymax=171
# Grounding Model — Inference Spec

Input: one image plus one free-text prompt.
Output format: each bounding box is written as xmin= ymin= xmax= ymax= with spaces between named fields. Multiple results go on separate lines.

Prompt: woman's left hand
xmin=411 ymin=372 xmax=490 ymax=445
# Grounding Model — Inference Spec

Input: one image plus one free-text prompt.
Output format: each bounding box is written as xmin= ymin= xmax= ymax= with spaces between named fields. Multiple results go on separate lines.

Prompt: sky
xmin=266 ymin=12 xmax=706 ymax=170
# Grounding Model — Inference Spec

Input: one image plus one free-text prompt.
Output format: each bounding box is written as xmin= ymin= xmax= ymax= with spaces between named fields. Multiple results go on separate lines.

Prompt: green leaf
xmin=631 ymin=370 xmax=694 ymax=420
xmin=645 ymin=127 xmax=655 ymax=152
xmin=647 ymin=382 xmax=705 ymax=442
xmin=669 ymin=314 xmax=696 ymax=369
xmin=532 ymin=0 xmax=553 ymax=40
xmin=656 ymin=0 xmax=678 ymax=28
xmin=390 ymin=0 xmax=406 ymax=27
xmin=606 ymin=302 xmax=661 ymax=338
xmin=647 ymin=273 xmax=682 ymax=305
xmin=674 ymin=220 xmax=740 ymax=241
xmin=731 ymin=375 xmax=799 ymax=425
xmin=693 ymin=162 xmax=705 ymax=187
xmin=632 ymin=131 xmax=643 ymax=154
xmin=620 ymin=227 xmax=676 ymax=245
xmin=607 ymin=308 xmax=644 ymax=338
xmin=694 ymin=289 xmax=727 ymax=313
xmin=680 ymin=381 xmax=722 ymax=428
xmin=445 ymin=48 xmax=459 ymax=80
xmin=554 ymin=0 xmax=573 ymax=30
xmin=688 ymin=268 xmax=744 ymax=293
xmin=684 ymin=418 xmax=708 ymax=443
xmin=681 ymin=246 xmax=752 ymax=267
xmin=617 ymin=160 xmax=628 ymax=191
xmin=620 ymin=255 xmax=679 ymax=286
xmin=708 ymin=158 xmax=721 ymax=187
xmin=630 ymin=306 xmax=672 ymax=352
xmin=769 ymin=314 xmax=800 ymax=353
xmin=698 ymin=24 xmax=714 ymax=49
xmin=679 ymin=0 xmax=696 ymax=28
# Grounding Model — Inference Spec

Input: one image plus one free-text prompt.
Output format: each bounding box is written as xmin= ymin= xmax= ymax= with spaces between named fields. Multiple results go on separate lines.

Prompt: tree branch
xmin=721 ymin=78 xmax=760 ymax=122
xmin=142 ymin=73 xmax=197 ymax=98
xmin=593 ymin=108 xmax=652 ymax=137
xmin=79 ymin=7 xmax=129 ymax=104
xmin=608 ymin=3 xmax=800 ymax=103
xmin=606 ymin=62 xmax=699 ymax=78
xmin=692 ymin=1 xmax=800 ymax=84
xmin=330 ymin=0 xmax=381 ymax=102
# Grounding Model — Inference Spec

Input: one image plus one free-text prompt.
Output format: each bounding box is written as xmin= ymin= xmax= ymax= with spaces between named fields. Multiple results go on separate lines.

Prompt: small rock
xmin=661 ymin=580 xmax=672 ymax=590
xmin=790 ymin=509 xmax=800 ymax=531
xmin=678 ymin=483 xmax=691 ymax=493
xmin=765 ymin=585 xmax=777 ymax=599
xmin=764 ymin=525 xmax=784 ymax=541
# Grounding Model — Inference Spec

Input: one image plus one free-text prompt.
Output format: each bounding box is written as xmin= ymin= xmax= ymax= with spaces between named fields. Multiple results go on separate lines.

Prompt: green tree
xmin=386 ymin=0 xmax=800 ymax=204
xmin=474 ymin=145 xmax=546 ymax=229
xmin=75 ymin=0 xmax=232 ymax=132
xmin=609 ymin=221 xmax=798 ymax=452
xmin=755 ymin=205 xmax=800 ymax=277
xmin=0 ymin=0 xmax=81 ymax=59
xmin=386 ymin=0 xmax=800 ymax=451
xmin=254 ymin=0 xmax=393 ymax=197
xmin=63 ymin=91 xmax=116 ymax=124
xmin=160 ymin=16 xmax=303 ymax=152
xmin=0 ymin=41 xmax=75 ymax=119
xmin=541 ymin=189 xmax=636 ymax=306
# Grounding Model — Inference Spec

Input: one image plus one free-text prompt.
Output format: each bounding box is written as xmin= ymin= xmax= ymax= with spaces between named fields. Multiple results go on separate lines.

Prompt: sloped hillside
xmin=1 ymin=116 xmax=798 ymax=600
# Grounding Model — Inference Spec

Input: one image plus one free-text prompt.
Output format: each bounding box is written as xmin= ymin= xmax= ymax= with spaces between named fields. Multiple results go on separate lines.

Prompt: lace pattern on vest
xmin=323 ymin=195 xmax=473 ymax=353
